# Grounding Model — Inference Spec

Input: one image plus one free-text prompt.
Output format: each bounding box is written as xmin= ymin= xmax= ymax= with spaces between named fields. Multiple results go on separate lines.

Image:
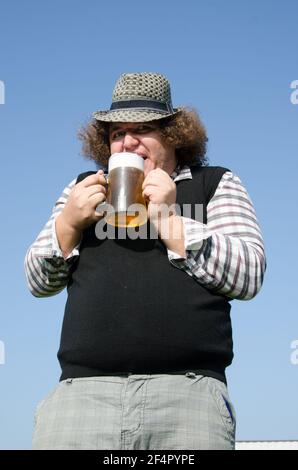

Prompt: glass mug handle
xmin=96 ymin=173 xmax=109 ymax=216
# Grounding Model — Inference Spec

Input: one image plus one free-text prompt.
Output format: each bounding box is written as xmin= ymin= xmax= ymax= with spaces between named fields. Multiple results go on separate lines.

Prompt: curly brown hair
xmin=78 ymin=108 xmax=208 ymax=169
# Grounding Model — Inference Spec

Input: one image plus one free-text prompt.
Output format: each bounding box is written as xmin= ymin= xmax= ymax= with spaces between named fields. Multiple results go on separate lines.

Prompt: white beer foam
xmin=108 ymin=152 xmax=144 ymax=172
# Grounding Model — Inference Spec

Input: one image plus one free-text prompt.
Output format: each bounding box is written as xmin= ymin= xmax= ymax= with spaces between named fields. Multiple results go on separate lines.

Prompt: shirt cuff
xmin=167 ymin=216 xmax=213 ymax=261
xmin=51 ymin=217 xmax=81 ymax=260
xmin=182 ymin=216 xmax=214 ymax=249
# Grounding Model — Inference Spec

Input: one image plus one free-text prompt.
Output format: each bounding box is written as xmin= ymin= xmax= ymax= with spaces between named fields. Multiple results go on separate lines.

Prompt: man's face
xmin=109 ymin=122 xmax=177 ymax=177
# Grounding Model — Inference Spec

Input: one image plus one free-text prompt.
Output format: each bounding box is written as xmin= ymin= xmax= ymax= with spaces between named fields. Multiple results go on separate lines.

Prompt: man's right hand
xmin=59 ymin=170 xmax=108 ymax=231
xmin=55 ymin=170 xmax=107 ymax=258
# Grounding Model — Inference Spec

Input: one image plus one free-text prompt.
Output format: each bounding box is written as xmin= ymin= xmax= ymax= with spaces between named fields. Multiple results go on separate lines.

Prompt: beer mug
xmin=99 ymin=152 xmax=148 ymax=228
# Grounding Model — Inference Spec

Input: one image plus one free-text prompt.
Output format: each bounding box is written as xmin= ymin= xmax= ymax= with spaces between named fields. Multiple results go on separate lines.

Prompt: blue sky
xmin=0 ymin=0 xmax=297 ymax=449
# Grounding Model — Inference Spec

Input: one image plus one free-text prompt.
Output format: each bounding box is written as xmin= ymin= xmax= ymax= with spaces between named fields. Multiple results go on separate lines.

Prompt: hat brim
xmin=92 ymin=107 xmax=182 ymax=123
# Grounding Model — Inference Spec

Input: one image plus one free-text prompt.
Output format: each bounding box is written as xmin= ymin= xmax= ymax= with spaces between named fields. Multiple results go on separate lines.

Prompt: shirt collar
xmin=171 ymin=164 xmax=193 ymax=182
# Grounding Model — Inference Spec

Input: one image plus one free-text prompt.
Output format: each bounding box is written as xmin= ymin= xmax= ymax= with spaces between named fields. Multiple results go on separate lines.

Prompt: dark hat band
xmin=110 ymin=99 xmax=174 ymax=114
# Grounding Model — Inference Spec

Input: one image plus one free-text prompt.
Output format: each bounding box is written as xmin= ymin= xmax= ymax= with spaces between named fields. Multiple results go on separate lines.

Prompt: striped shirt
xmin=24 ymin=166 xmax=266 ymax=300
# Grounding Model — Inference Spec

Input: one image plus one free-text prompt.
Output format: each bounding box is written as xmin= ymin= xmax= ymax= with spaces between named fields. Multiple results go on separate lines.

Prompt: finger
xmin=151 ymin=168 xmax=167 ymax=176
xmin=77 ymin=170 xmax=107 ymax=188
xmin=94 ymin=209 xmax=105 ymax=219
xmin=98 ymin=174 xmax=108 ymax=186
xmin=85 ymin=184 xmax=107 ymax=198
xmin=89 ymin=191 xmax=107 ymax=207
xmin=146 ymin=168 xmax=164 ymax=178
xmin=142 ymin=177 xmax=160 ymax=190
xmin=142 ymin=185 xmax=157 ymax=198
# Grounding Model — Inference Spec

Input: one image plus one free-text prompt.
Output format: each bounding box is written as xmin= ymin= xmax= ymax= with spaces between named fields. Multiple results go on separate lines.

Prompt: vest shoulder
xmin=189 ymin=165 xmax=231 ymax=202
xmin=190 ymin=165 xmax=231 ymax=178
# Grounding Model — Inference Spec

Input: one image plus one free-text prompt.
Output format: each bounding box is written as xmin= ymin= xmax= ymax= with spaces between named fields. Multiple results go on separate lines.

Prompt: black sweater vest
xmin=57 ymin=165 xmax=233 ymax=384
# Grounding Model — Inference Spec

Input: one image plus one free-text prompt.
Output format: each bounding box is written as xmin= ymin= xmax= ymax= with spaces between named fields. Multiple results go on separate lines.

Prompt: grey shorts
xmin=32 ymin=373 xmax=236 ymax=450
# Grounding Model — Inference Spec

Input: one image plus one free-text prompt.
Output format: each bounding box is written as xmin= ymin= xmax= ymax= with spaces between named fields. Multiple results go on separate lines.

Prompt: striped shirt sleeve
xmin=24 ymin=178 xmax=80 ymax=297
xmin=168 ymin=171 xmax=267 ymax=300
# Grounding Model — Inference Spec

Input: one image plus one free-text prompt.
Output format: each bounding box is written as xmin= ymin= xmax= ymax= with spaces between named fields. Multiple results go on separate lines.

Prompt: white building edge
xmin=235 ymin=440 xmax=298 ymax=450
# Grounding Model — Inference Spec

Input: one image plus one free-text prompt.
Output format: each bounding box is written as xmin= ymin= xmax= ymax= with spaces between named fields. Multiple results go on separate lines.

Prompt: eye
xmin=135 ymin=125 xmax=156 ymax=133
xmin=110 ymin=125 xmax=156 ymax=141
xmin=111 ymin=131 xmax=125 ymax=140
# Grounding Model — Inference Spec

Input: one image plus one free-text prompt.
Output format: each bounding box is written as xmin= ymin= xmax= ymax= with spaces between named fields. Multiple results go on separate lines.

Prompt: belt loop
xmin=185 ymin=372 xmax=196 ymax=378
xmin=66 ymin=378 xmax=73 ymax=384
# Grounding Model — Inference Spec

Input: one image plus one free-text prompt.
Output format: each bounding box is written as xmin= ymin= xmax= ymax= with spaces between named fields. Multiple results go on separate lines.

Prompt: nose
xmin=123 ymin=132 xmax=139 ymax=152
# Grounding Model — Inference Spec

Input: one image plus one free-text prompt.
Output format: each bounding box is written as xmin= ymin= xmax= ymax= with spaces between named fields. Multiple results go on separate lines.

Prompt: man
xmin=25 ymin=72 xmax=266 ymax=450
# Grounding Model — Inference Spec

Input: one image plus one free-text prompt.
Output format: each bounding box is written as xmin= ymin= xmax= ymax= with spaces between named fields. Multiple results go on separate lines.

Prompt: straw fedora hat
xmin=92 ymin=72 xmax=181 ymax=123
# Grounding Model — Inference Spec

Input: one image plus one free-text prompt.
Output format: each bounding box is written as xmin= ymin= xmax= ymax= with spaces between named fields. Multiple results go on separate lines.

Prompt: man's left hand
xmin=142 ymin=169 xmax=177 ymax=225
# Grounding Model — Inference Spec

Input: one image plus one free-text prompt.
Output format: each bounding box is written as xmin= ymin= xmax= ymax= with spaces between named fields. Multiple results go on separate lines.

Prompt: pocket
xmin=207 ymin=377 xmax=236 ymax=438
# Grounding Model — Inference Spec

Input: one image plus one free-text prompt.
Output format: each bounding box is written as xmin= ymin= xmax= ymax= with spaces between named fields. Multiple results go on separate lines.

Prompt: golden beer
xmin=105 ymin=153 xmax=148 ymax=228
